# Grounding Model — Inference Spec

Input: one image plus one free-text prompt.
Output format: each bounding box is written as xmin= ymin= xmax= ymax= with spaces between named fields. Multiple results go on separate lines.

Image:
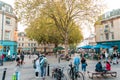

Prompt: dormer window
xmin=5 ymin=5 xmax=11 ymax=13
xmin=104 ymin=25 xmax=109 ymax=33
xmin=105 ymin=25 xmax=109 ymax=28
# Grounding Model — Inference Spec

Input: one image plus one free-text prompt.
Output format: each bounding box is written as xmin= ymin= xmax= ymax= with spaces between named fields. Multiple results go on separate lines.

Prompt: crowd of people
xmin=73 ymin=50 xmax=114 ymax=74
xmin=13 ymin=49 xmax=119 ymax=79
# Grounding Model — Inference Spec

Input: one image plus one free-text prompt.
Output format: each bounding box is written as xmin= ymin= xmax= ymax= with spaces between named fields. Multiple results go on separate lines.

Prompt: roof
xmin=0 ymin=1 xmax=13 ymax=14
xmin=101 ymin=9 xmax=120 ymax=21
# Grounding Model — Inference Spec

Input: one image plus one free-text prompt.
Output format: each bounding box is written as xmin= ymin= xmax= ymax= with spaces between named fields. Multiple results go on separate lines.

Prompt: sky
xmin=1 ymin=0 xmax=120 ymax=37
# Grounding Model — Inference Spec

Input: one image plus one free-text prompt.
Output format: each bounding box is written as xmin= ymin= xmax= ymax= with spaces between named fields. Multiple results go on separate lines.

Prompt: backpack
xmin=43 ymin=58 xmax=47 ymax=67
xmin=39 ymin=56 xmax=43 ymax=63
xmin=40 ymin=58 xmax=47 ymax=67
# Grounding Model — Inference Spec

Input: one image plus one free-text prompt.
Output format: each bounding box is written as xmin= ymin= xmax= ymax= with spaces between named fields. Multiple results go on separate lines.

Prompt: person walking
xmin=40 ymin=54 xmax=48 ymax=79
xmin=15 ymin=56 xmax=21 ymax=80
xmin=20 ymin=53 xmax=24 ymax=65
xmin=81 ymin=57 xmax=87 ymax=74
xmin=73 ymin=54 xmax=80 ymax=72
xmin=35 ymin=57 xmax=40 ymax=78
xmin=16 ymin=56 xmax=21 ymax=67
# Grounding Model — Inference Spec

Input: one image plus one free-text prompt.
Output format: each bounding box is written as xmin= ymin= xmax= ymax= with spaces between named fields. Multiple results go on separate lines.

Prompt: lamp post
xmin=1 ymin=6 xmax=5 ymax=66
xmin=1 ymin=6 xmax=5 ymax=43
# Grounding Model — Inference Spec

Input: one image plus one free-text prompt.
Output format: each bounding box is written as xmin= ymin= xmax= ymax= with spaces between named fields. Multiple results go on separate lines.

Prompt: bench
xmin=87 ymin=71 xmax=117 ymax=79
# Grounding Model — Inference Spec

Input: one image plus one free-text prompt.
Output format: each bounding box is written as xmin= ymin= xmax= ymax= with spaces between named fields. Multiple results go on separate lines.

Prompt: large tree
xmin=14 ymin=0 xmax=105 ymax=54
xmin=25 ymin=15 xmax=83 ymax=49
xmin=25 ymin=16 xmax=64 ymax=46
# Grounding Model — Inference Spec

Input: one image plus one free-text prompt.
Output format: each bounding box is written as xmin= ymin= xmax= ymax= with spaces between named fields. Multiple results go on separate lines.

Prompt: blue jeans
xmin=82 ymin=63 xmax=86 ymax=72
xmin=74 ymin=65 xmax=79 ymax=72
xmin=40 ymin=66 xmax=46 ymax=77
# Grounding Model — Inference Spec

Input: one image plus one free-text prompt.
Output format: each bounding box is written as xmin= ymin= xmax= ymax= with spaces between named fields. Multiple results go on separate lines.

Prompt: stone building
xmin=0 ymin=1 xmax=17 ymax=56
xmin=95 ymin=9 xmax=120 ymax=52
xmin=17 ymin=32 xmax=54 ymax=54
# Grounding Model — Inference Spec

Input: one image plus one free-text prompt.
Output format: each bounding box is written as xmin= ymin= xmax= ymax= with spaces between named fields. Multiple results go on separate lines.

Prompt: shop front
xmin=0 ymin=40 xmax=17 ymax=57
xmin=97 ymin=40 xmax=120 ymax=52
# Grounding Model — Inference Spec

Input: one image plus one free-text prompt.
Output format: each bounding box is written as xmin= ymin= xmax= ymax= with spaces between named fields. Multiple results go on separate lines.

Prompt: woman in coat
xmin=106 ymin=61 xmax=111 ymax=71
xmin=35 ymin=57 xmax=40 ymax=78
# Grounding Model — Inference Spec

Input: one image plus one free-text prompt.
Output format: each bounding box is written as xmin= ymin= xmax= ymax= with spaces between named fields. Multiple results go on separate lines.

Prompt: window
xmin=28 ymin=43 xmax=30 ymax=46
xmin=100 ymin=34 xmax=103 ymax=41
xmin=22 ymin=33 xmax=25 ymax=36
xmin=111 ymin=32 xmax=114 ymax=39
xmin=104 ymin=25 xmax=109 ymax=33
xmin=22 ymin=38 xmax=24 ymax=41
xmin=19 ymin=43 xmax=21 ymax=47
xmin=4 ymin=31 xmax=10 ymax=40
xmin=3 ymin=46 xmax=10 ymax=52
xmin=31 ymin=43 xmax=33 ymax=47
xmin=6 ymin=17 xmax=11 ymax=25
xmin=5 ymin=5 xmax=11 ymax=13
xmin=22 ymin=43 xmax=24 ymax=47
xmin=105 ymin=25 xmax=109 ymax=28
xmin=3 ymin=46 xmax=6 ymax=52
xmin=105 ymin=33 xmax=109 ymax=40
xmin=19 ymin=38 xmax=20 ymax=41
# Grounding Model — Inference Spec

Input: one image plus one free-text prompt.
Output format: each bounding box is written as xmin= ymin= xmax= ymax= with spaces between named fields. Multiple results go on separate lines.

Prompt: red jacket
xmin=2 ymin=54 xmax=4 ymax=60
xmin=106 ymin=63 xmax=111 ymax=71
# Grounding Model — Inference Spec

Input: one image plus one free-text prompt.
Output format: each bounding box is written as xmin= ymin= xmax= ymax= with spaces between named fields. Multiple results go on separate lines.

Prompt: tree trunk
xmin=64 ymin=33 xmax=68 ymax=55
xmin=54 ymin=44 xmax=58 ymax=58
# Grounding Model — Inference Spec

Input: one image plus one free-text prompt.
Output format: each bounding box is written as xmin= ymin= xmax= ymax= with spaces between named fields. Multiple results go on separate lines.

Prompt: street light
xmin=1 ymin=6 xmax=5 ymax=44
xmin=0 ymin=6 xmax=5 ymax=66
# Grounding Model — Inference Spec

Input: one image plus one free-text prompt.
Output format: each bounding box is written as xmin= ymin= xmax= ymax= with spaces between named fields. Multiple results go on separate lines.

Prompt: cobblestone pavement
xmin=0 ymin=55 xmax=120 ymax=80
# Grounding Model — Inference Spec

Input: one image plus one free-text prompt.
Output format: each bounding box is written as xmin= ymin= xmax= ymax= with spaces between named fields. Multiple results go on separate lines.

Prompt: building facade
xmin=95 ymin=9 xmax=120 ymax=51
xmin=0 ymin=1 xmax=17 ymax=56
xmin=17 ymin=32 xmax=54 ymax=54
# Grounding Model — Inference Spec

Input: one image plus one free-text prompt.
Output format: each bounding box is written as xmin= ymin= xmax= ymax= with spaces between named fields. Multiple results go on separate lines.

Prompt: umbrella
xmin=79 ymin=45 xmax=93 ymax=49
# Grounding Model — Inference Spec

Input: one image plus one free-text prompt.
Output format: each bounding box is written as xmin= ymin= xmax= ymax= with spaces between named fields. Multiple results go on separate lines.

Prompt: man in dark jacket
xmin=20 ymin=53 xmax=24 ymax=65
xmin=95 ymin=61 xmax=103 ymax=72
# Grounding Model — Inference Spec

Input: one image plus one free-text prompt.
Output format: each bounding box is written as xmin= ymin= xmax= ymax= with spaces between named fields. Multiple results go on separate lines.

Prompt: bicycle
xmin=52 ymin=66 xmax=67 ymax=80
xmin=67 ymin=63 xmax=84 ymax=80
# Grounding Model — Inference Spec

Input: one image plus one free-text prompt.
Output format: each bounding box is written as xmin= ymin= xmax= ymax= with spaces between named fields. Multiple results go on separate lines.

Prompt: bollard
xmin=58 ymin=57 xmax=60 ymax=63
xmin=2 ymin=68 xmax=7 ymax=80
xmin=47 ymin=64 xmax=50 ymax=76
